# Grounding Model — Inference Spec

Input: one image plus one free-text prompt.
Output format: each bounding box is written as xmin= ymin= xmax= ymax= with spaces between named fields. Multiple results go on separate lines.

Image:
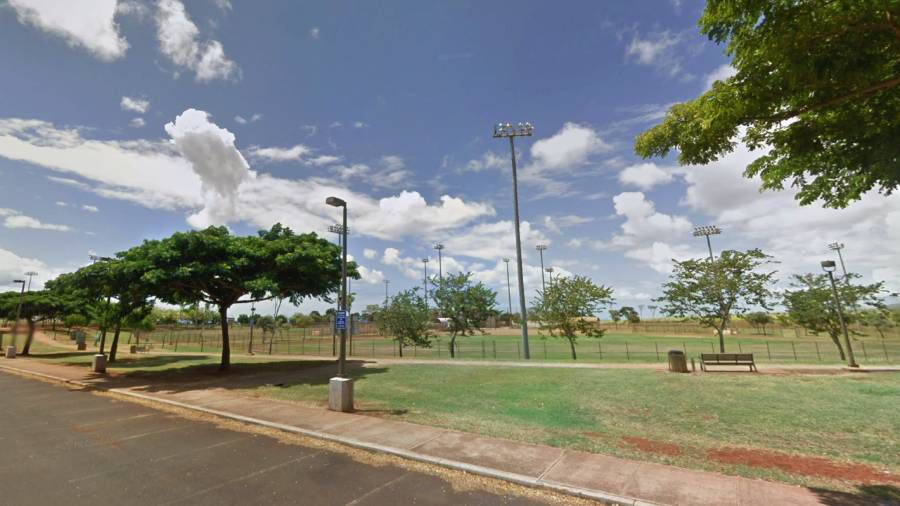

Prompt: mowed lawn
xmin=258 ymin=363 xmax=900 ymax=491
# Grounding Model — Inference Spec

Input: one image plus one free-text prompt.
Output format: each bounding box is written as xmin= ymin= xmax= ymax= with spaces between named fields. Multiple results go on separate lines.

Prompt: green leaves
xmin=656 ymin=249 xmax=777 ymax=347
xmin=377 ymin=288 xmax=432 ymax=350
xmin=636 ymin=1 xmax=900 ymax=207
xmin=533 ymin=275 xmax=614 ymax=345
xmin=431 ymin=272 xmax=497 ymax=340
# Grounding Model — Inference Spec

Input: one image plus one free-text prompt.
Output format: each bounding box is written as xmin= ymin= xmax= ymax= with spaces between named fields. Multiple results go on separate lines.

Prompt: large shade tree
xmin=635 ymin=1 xmax=900 ymax=208
xmin=656 ymin=249 xmax=777 ymax=352
xmin=0 ymin=290 xmax=68 ymax=355
xmin=124 ymin=224 xmax=354 ymax=370
xmin=48 ymin=258 xmax=155 ymax=362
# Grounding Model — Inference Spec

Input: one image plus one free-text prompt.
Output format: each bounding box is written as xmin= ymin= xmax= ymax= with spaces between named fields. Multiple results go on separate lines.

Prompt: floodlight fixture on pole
xmin=545 ymin=267 xmax=554 ymax=287
xmin=24 ymin=271 xmax=37 ymax=292
xmin=502 ymin=258 xmax=513 ymax=326
xmin=536 ymin=244 xmax=548 ymax=293
xmin=494 ymin=121 xmax=534 ymax=359
xmin=383 ymin=279 xmax=390 ymax=308
xmin=326 ymin=196 xmax=349 ymax=379
xmin=821 ymin=260 xmax=859 ymax=368
xmin=693 ymin=225 xmax=721 ymax=262
xmin=828 ymin=242 xmax=850 ymax=282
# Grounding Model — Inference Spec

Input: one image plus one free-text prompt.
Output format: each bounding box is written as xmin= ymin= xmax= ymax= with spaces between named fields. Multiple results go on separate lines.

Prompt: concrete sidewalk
xmin=0 ymin=357 xmax=831 ymax=506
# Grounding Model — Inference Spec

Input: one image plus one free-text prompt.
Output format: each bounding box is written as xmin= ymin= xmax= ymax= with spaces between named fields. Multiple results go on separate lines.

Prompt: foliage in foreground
xmin=635 ymin=1 xmax=900 ymax=208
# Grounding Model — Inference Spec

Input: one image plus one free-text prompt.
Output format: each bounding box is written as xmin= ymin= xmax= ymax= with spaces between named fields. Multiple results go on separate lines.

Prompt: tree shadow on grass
xmin=812 ymin=484 xmax=900 ymax=506
xmin=97 ymin=356 xmax=389 ymax=396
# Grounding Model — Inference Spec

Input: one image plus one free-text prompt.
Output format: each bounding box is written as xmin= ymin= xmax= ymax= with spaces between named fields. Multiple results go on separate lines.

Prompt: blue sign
xmin=335 ymin=310 xmax=348 ymax=330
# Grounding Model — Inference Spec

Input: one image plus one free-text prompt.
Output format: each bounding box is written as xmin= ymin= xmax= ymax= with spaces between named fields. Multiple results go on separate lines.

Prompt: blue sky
xmin=2 ymin=0 xmax=898 ymax=316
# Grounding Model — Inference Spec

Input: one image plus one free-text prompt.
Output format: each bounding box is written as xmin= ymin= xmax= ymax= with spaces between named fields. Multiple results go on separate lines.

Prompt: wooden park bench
xmin=130 ymin=344 xmax=152 ymax=354
xmin=699 ymin=353 xmax=757 ymax=372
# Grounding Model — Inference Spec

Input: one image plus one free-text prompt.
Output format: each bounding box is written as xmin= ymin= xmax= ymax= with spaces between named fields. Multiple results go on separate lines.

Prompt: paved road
xmin=0 ymin=373 xmax=551 ymax=506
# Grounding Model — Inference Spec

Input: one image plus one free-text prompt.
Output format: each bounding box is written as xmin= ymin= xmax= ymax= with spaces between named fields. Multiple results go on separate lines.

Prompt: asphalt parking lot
xmin=0 ymin=372 xmax=553 ymax=506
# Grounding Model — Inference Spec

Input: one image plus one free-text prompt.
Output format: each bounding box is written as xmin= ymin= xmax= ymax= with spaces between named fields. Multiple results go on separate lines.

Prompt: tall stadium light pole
xmin=422 ymin=258 xmax=430 ymax=311
xmin=829 ymin=242 xmax=850 ymax=283
xmin=502 ymin=258 xmax=513 ymax=326
xmin=822 ymin=260 xmax=859 ymax=368
xmin=536 ymin=244 xmax=548 ymax=293
xmin=383 ymin=279 xmax=390 ymax=308
xmin=545 ymin=267 xmax=554 ymax=287
xmin=494 ymin=121 xmax=534 ymax=359
xmin=693 ymin=225 xmax=721 ymax=261
xmin=11 ymin=279 xmax=25 ymax=343
xmin=24 ymin=271 xmax=37 ymax=292
xmin=326 ymin=198 xmax=349 ymax=378
xmin=434 ymin=244 xmax=444 ymax=285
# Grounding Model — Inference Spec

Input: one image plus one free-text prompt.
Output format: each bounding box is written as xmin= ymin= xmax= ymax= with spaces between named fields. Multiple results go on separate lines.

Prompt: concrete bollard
xmin=328 ymin=377 xmax=354 ymax=412
xmin=92 ymin=354 xmax=107 ymax=373
xmin=6 ymin=346 xmax=16 ymax=359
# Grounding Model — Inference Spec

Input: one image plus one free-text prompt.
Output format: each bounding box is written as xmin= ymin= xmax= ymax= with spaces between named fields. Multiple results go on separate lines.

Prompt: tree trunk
xmin=717 ymin=327 xmax=725 ymax=353
xmin=449 ymin=335 xmax=456 ymax=358
xmin=22 ymin=319 xmax=36 ymax=355
xmin=109 ymin=322 xmax=122 ymax=363
xmin=219 ymin=305 xmax=230 ymax=370
xmin=398 ymin=339 xmax=403 ymax=358
xmin=829 ymin=330 xmax=846 ymax=360
xmin=568 ymin=338 xmax=577 ymax=360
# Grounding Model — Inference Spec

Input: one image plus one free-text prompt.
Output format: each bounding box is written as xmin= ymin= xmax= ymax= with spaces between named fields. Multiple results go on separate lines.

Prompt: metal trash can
xmin=667 ymin=350 xmax=689 ymax=373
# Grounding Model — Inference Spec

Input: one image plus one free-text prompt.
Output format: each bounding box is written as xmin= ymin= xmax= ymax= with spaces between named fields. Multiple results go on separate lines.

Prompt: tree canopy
xmin=0 ymin=290 xmax=69 ymax=354
xmin=656 ymin=249 xmax=777 ymax=352
xmin=635 ymin=1 xmax=900 ymax=208
xmin=377 ymin=288 xmax=432 ymax=357
xmin=533 ymin=275 xmax=614 ymax=359
xmin=431 ymin=272 xmax=496 ymax=358
xmin=122 ymin=224 xmax=355 ymax=369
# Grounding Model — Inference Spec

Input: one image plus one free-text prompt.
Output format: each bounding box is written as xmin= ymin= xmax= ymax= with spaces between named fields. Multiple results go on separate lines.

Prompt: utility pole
xmin=502 ymin=258 xmax=513 ymax=327
xmin=494 ymin=122 xmax=534 ymax=359
xmin=536 ymin=244 xmax=548 ymax=293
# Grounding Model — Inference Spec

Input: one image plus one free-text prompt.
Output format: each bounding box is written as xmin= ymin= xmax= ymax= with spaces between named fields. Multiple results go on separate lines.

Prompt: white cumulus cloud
xmin=120 ymin=96 xmax=150 ymax=114
xmin=618 ymin=162 xmax=674 ymax=190
xmin=155 ymin=0 xmax=238 ymax=82
xmin=0 ymin=208 xmax=71 ymax=231
xmin=8 ymin=0 xmax=128 ymax=61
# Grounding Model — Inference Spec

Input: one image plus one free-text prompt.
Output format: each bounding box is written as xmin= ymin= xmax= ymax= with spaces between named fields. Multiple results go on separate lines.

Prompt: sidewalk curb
xmin=0 ymin=363 xmax=661 ymax=506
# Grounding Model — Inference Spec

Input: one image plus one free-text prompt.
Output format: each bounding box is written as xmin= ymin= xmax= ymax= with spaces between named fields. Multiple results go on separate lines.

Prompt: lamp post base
xmin=328 ymin=377 xmax=354 ymax=412
xmin=92 ymin=354 xmax=107 ymax=373
xmin=5 ymin=346 xmax=16 ymax=359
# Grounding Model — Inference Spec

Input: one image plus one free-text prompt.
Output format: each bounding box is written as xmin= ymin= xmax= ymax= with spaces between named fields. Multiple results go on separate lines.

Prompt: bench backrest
xmin=701 ymin=353 xmax=754 ymax=362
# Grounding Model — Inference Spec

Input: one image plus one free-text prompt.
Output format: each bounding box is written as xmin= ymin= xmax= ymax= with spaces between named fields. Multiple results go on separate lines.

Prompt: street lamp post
xmin=329 ymin=224 xmax=349 ymax=357
xmin=9 ymin=279 xmax=26 ymax=355
xmin=822 ymin=260 xmax=859 ymax=368
xmin=502 ymin=258 xmax=513 ymax=327
xmin=326 ymin=196 xmax=353 ymax=411
xmin=495 ymin=122 xmax=534 ymax=359
xmin=247 ymin=303 xmax=256 ymax=354
xmin=536 ymin=244 xmax=548 ymax=293
xmin=693 ymin=225 xmax=721 ymax=261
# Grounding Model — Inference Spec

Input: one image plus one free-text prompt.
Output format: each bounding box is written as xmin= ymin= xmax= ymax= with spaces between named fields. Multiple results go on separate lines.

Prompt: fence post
xmin=655 ymin=342 xmax=659 ymax=360
xmin=883 ymin=340 xmax=889 ymax=362
xmin=438 ymin=341 xmax=441 ymax=357
xmin=493 ymin=340 xmax=497 ymax=359
xmin=683 ymin=341 xmax=687 ymax=354
xmin=766 ymin=341 xmax=771 ymax=360
xmin=738 ymin=342 xmax=742 ymax=353
xmin=625 ymin=342 xmax=630 ymax=360
xmin=710 ymin=341 xmax=715 ymax=352
xmin=318 ymin=338 xmax=321 ymax=355
xmin=200 ymin=334 xmax=204 ymax=352
xmin=598 ymin=342 xmax=602 ymax=359
xmin=174 ymin=334 xmax=179 ymax=352
xmin=791 ymin=341 xmax=797 ymax=361
xmin=543 ymin=341 xmax=547 ymax=359
xmin=372 ymin=340 xmax=376 ymax=356
xmin=815 ymin=341 xmax=821 ymax=362
xmin=861 ymin=341 xmax=868 ymax=362
xmin=516 ymin=342 xmax=520 ymax=359
xmin=482 ymin=340 xmax=485 ymax=359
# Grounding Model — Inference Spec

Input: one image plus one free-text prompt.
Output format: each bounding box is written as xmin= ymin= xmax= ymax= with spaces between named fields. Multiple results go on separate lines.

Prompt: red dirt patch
xmin=708 ymin=448 xmax=898 ymax=484
xmin=621 ymin=436 xmax=682 ymax=457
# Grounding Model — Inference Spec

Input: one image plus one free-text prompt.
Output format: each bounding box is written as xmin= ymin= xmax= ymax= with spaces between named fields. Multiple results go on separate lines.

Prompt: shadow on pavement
xmin=811 ymin=484 xmax=900 ymax=505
